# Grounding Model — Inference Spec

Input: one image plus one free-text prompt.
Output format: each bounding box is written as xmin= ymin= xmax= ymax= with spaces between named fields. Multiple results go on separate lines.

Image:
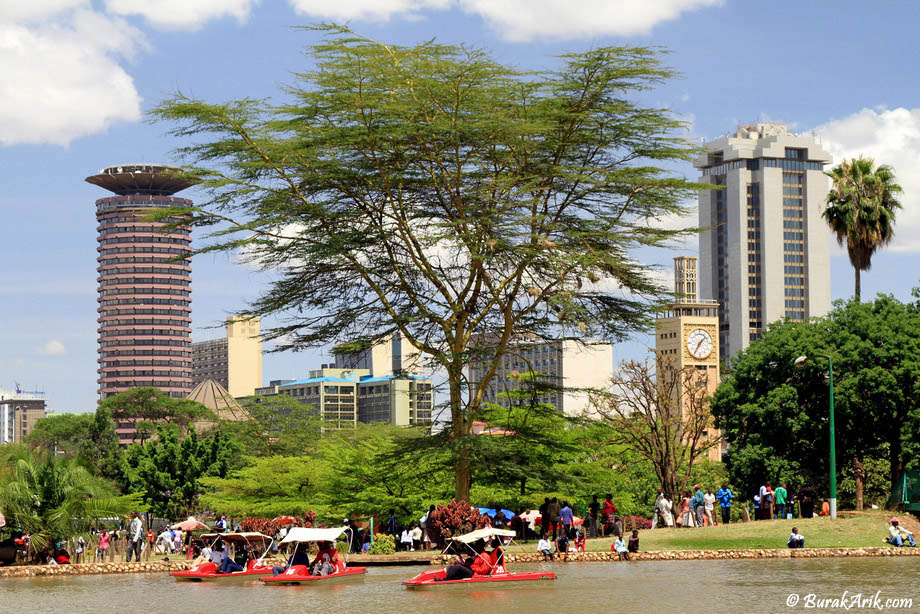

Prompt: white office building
xmin=696 ymin=123 xmax=832 ymax=360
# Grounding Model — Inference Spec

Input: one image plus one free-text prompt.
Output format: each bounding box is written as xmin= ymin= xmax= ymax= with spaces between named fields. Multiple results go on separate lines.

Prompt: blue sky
xmin=1 ymin=1 xmax=918 ymax=412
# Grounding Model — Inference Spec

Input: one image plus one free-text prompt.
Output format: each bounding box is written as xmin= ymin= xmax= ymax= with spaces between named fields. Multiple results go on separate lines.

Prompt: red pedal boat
xmin=259 ymin=527 xmax=367 ymax=586
xmin=172 ymin=532 xmax=275 ymax=582
xmin=402 ymin=527 xmax=556 ymax=589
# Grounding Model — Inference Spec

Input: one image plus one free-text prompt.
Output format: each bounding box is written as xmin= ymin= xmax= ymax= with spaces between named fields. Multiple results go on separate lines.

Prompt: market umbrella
xmin=477 ymin=508 xmax=516 ymax=519
xmin=272 ymin=515 xmax=298 ymax=526
xmin=572 ymin=516 xmax=584 ymax=526
xmin=170 ymin=517 xmax=208 ymax=531
xmin=519 ymin=509 xmax=542 ymax=531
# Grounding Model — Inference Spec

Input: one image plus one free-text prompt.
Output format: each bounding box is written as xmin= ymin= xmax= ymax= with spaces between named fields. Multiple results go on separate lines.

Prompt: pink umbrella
xmin=170 ymin=517 xmax=209 ymax=531
xmin=573 ymin=516 xmax=584 ymax=526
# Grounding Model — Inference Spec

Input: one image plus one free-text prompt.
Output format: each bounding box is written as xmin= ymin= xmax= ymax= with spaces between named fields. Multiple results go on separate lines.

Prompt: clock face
xmin=686 ymin=328 xmax=713 ymax=359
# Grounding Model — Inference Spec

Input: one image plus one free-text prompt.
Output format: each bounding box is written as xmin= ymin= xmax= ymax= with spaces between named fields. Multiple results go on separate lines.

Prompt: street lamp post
xmin=794 ymin=354 xmax=836 ymax=519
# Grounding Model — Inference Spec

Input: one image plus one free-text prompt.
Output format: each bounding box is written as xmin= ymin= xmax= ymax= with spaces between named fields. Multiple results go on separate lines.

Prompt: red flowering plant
xmin=426 ymin=501 xmax=489 ymax=541
xmin=621 ymin=516 xmax=652 ymax=531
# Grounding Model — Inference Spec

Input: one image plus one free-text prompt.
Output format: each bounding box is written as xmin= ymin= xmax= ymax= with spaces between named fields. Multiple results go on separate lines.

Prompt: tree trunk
xmin=449 ymin=368 xmax=471 ymax=502
xmin=854 ymin=267 xmax=861 ymax=302
xmin=854 ymin=458 xmax=864 ymax=511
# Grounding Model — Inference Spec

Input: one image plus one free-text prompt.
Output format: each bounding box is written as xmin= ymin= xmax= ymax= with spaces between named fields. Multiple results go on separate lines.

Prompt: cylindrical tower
xmin=86 ymin=164 xmax=194 ymax=402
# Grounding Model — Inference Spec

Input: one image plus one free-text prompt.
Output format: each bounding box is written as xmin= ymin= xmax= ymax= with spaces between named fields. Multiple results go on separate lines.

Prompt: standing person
xmin=545 ymin=498 xmax=562 ymax=540
xmin=214 ymin=515 xmax=228 ymax=533
xmin=775 ymin=483 xmax=788 ymax=520
xmin=657 ymin=491 xmax=674 ymax=527
xmin=679 ymin=491 xmax=693 ymax=528
xmin=753 ymin=493 xmax=761 ymax=520
xmin=420 ymin=505 xmax=436 ymax=550
xmin=126 ymin=511 xmax=143 ymax=562
xmin=145 ymin=528 xmax=155 ymax=561
xmin=411 ymin=522 xmax=422 ymax=551
xmin=588 ymin=495 xmax=600 ymax=538
xmin=716 ymin=483 xmax=733 ymax=525
xmin=173 ymin=529 xmax=183 ymax=555
xmin=692 ymin=485 xmax=705 ymax=527
xmin=560 ymin=501 xmax=574 ymax=539
xmin=400 ymin=525 xmax=414 ymax=552
xmin=385 ymin=509 xmax=401 ymax=551
xmin=538 ymin=498 xmax=550 ymax=536
xmin=798 ymin=484 xmax=817 ymax=519
xmin=601 ymin=494 xmax=617 ymax=537
xmin=703 ymin=487 xmax=717 ymax=527
xmin=157 ymin=528 xmax=173 ymax=554
xmin=759 ymin=482 xmax=774 ymax=520
xmin=75 ymin=535 xmax=86 ymax=564
xmin=651 ymin=489 xmax=663 ymax=529
xmin=96 ymin=529 xmax=110 ymax=562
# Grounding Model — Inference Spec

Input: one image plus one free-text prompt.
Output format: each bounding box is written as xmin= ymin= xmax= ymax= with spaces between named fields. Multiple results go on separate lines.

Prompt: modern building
xmin=696 ymin=123 xmax=832 ymax=360
xmin=469 ymin=335 xmax=614 ymax=417
xmin=333 ymin=332 xmax=420 ymax=377
xmin=192 ymin=316 xmax=263 ymax=397
xmin=0 ymin=386 xmax=46 ymax=444
xmin=355 ymin=375 xmax=433 ymax=425
xmin=655 ymin=257 xmax=722 ymax=461
xmin=86 ymin=164 xmax=195 ymax=400
xmin=275 ymin=367 xmax=367 ymax=430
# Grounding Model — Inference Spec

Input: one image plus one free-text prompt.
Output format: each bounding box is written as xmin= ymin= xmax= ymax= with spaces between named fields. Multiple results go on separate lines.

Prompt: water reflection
xmin=2 ymin=559 xmax=916 ymax=614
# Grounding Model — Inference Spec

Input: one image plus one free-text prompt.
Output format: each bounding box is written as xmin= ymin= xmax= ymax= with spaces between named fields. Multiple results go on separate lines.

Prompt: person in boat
xmin=209 ymin=542 xmax=227 ymax=569
xmin=310 ymin=541 xmax=338 ymax=576
xmin=272 ymin=547 xmax=311 ymax=575
xmin=217 ymin=542 xmax=251 ymax=574
xmin=488 ymin=538 xmax=505 ymax=574
xmin=470 ymin=540 xmax=492 ymax=576
xmin=436 ymin=556 xmax=475 ymax=581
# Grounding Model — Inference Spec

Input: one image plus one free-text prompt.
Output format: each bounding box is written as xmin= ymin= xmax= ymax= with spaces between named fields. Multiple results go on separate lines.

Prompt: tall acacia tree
xmin=152 ymin=26 xmax=703 ymax=501
xmin=823 ymin=157 xmax=902 ymax=301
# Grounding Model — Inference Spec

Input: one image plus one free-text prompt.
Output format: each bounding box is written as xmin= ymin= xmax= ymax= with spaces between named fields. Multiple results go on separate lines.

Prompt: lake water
xmin=2 ymin=558 xmax=917 ymax=613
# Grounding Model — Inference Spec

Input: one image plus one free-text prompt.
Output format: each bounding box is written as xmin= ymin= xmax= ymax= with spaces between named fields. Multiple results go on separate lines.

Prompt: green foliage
xmin=98 ymin=387 xmax=215 ymax=444
xmin=152 ymin=26 xmax=705 ymax=500
xmin=0 ymin=446 xmax=142 ymax=553
xmin=25 ymin=413 xmax=93 ymax=457
xmin=368 ymin=533 xmax=396 ymax=555
xmin=223 ymin=394 xmax=322 ymax=457
xmin=120 ymin=426 xmax=238 ymax=518
xmin=838 ymin=451 xmax=891 ymax=508
xmin=199 ymin=455 xmax=322 ymax=518
xmin=712 ymin=295 xmax=920 ymax=501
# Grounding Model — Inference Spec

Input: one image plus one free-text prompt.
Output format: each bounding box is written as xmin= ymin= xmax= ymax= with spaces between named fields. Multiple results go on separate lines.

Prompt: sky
xmin=1 ymin=1 xmax=919 ymax=412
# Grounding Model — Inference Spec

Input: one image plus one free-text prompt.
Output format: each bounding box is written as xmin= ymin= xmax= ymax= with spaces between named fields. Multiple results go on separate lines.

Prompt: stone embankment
xmin=0 ymin=560 xmax=193 ymax=578
xmin=495 ymin=547 xmax=920 ymax=564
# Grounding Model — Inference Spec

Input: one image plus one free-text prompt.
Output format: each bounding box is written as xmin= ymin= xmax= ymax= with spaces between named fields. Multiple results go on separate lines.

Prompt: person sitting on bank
xmin=53 ymin=547 xmax=71 ymax=565
xmin=612 ymin=535 xmax=629 ymax=560
xmin=627 ymin=530 xmax=640 ymax=553
xmin=787 ymin=527 xmax=804 ymax=549
xmin=272 ymin=548 xmax=311 ymax=575
xmin=885 ymin=518 xmax=917 ymax=547
xmin=537 ymin=534 xmax=554 ymax=561
xmin=574 ymin=529 xmax=586 ymax=552
xmin=311 ymin=541 xmax=339 ymax=576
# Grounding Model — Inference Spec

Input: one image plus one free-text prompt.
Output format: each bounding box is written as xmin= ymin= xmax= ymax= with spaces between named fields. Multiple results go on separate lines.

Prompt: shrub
xmin=368 ymin=533 xmax=396 ymax=555
xmin=240 ymin=512 xmax=316 ymax=535
xmin=427 ymin=500 xmax=489 ymax=541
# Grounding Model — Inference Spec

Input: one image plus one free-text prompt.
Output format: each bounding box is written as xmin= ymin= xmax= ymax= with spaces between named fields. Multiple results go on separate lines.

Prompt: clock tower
xmin=656 ymin=256 xmax=723 ymax=461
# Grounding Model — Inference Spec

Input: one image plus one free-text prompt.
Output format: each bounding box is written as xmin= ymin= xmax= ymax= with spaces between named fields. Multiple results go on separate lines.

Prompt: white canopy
xmin=450 ymin=527 xmax=516 ymax=544
xmin=281 ymin=527 xmax=347 ymax=544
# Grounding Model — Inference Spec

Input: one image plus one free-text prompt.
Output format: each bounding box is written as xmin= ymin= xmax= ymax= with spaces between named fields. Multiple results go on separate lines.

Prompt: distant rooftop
xmin=85 ymin=164 xmax=195 ymax=196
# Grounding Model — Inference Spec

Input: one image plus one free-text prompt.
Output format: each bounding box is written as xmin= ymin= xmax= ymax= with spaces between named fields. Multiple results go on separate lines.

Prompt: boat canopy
xmin=199 ymin=532 xmax=272 ymax=543
xmin=281 ymin=527 xmax=347 ymax=544
xmin=450 ymin=527 xmax=516 ymax=544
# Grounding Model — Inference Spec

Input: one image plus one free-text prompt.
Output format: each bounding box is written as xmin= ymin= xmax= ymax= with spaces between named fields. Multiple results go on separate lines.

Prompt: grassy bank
xmin=506 ymin=510 xmax=917 ymax=552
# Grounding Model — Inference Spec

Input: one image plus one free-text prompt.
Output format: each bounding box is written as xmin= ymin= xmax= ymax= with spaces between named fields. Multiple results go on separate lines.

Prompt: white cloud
xmin=104 ymin=0 xmax=260 ymax=30
xmin=815 ymin=107 xmax=920 ymax=253
xmin=288 ymin=0 xmax=722 ymax=40
xmin=0 ymin=1 xmax=87 ymax=22
xmin=38 ymin=340 xmax=67 ymax=356
xmin=0 ymin=9 xmax=143 ymax=146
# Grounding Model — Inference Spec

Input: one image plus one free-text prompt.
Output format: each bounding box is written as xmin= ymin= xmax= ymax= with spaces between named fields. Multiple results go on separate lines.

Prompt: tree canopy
xmin=152 ymin=26 xmax=704 ymax=500
xmin=711 ymin=295 xmax=920 ymax=504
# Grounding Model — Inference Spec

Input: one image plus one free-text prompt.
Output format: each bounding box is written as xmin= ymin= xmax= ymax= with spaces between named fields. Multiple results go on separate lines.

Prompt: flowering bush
xmin=368 ymin=533 xmax=396 ymax=555
xmin=427 ymin=500 xmax=489 ymax=541
xmin=621 ymin=515 xmax=652 ymax=531
xmin=240 ymin=512 xmax=316 ymax=535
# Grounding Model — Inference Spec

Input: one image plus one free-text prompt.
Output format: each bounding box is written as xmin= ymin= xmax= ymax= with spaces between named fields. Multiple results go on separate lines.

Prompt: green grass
xmin=504 ymin=510 xmax=915 ymax=552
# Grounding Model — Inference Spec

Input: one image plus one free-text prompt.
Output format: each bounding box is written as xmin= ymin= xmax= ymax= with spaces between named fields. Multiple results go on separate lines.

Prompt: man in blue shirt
xmin=560 ymin=502 xmax=574 ymax=539
xmin=716 ymin=483 xmax=733 ymax=525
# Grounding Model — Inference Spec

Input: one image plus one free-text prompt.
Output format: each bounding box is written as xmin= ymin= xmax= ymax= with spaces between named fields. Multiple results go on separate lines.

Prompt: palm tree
xmin=0 ymin=446 xmax=142 ymax=557
xmin=823 ymin=157 xmax=902 ymax=301
xmin=822 ymin=157 xmax=901 ymax=511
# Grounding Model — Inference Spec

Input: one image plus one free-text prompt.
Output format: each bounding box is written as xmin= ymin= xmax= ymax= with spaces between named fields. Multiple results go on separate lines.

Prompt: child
xmin=612 ymin=535 xmax=629 ymax=560
xmin=574 ymin=529 xmax=586 ymax=552
xmin=537 ymin=534 xmax=554 ymax=561
xmin=556 ymin=532 xmax=569 ymax=561
xmin=627 ymin=530 xmax=639 ymax=553
xmin=787 ymin=527 xmax=804 ymax=549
